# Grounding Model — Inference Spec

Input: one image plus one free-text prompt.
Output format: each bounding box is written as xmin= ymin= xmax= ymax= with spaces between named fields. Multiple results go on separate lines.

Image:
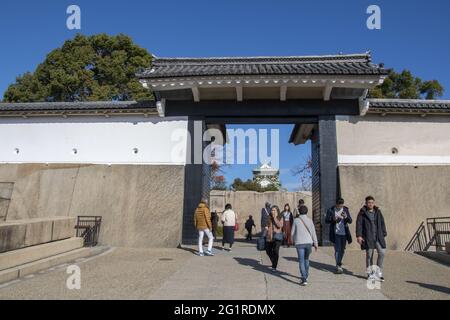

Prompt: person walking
xmin=260 ymin=202 xmax=271 ymax=233
xmin=211 ymin=210 xmax=219 ymax=239
xmin=221 ymin=203 xmax=237 ymax=252
xmin=292 ymin=199 xmax=305 ymax=217
xmin=356 ymin=196 xmax=387 ymax=282
xmin=325 ymin=198 xmax=353 ymax=274
xmin=245 ymin=215 xmax=256 ymax=241
xmin=194 ymin=198 xmax=214 ymax=257
xmin=291 ymin=205 xmax=318 ymax=286
xmin=264 ymin=205 xmax=284 ymax=271
xmin=281 ymin=204 xmax=294 ymax=247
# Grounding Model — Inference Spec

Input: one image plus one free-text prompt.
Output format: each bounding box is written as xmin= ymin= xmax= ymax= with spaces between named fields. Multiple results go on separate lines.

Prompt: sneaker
xmin=336 ymin=266 xmax=344 ymax=274
xmin=198 ymin=252 xmax=205 ymax=257
xmin=221 ymin=246 xmax=225 ymax=251
xmin=376 ymin=273 xmax=385 ymax=282
xmin=205 ymin=250 xmax=214 ymax=256
xmin=300 ymin=280 xmax=308 ymax=286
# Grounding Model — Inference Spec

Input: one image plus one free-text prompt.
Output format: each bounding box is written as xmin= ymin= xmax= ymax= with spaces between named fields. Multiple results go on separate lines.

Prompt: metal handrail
xmin=426 ymin=217 xmax=450 ymax=251
xmin=406 ymin=217 xmax=450 ymax=252
xmin=405 ymin=222 xmax=428 ymax=252
xmin=75 ymin=216 xmax=102 ymax=247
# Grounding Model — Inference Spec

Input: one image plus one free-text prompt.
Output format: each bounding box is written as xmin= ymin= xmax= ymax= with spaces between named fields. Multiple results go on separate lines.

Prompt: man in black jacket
xmin=356 ymin=196 xmax=387 ymax=281
xmin=325 ymin=198 xmax=352 ymax=274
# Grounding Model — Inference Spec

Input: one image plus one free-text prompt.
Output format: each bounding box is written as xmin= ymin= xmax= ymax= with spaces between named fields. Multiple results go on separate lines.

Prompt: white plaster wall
xmin=0 ymin=116 xmax=189 ymax=165
xmin=336 ymin=114 xmax=450 ymax=165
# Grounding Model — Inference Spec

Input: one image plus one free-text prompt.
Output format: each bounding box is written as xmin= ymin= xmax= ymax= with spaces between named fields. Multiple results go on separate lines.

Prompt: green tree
xmin=369 ymin=70 xmax=444 ymax=100
xmin=3 ymin=34 xmax=153 ymax=102
xmin=230 ymin=178 xmax=279 ymax=192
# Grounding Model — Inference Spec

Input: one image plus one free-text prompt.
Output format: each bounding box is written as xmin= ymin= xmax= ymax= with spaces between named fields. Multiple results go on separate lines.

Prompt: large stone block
xmin=0 ymin=237 xmax=84 ymax=271
xmin=24 ymin=218 xmax=53 ymax=247
xmin=210 ymin=190 xmax=312 ymax=237
xmin=51 ymin=217 xmax=76 ymax=241
xmin=1 ymin=163 xmax=186 ymax=248
xmin=0 ymin=217 xmax=76 ymax=252
xmin=0 ymin=222 xmax=26 ymax=253
xmin=338 ymin=165 xmax=450 ymax=250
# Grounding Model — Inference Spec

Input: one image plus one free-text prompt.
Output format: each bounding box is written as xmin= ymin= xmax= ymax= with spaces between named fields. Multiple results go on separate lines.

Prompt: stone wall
xmin=0 ymin=164 xmax=186 ymax=248
xmin=210 ymin=190 xmax=312 ymax=236
xmin=339 ymin=165 xmax=450 ymax=250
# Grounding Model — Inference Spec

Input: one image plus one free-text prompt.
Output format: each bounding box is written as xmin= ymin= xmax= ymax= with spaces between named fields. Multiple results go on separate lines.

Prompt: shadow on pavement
xmin=406 ymin=281 xmax=450 ymax=294
xmin=283 ymin=256 xmax=367 ymax=280
xmin=234 ymin=257 xmax=300 ymax=285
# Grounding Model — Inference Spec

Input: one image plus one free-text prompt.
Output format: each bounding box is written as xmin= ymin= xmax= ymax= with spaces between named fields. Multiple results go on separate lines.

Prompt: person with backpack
xmin=194 ymin=198 xmax=214 ymax=257
xmin=291 ymin=205 xmax=318 ymax=286
xmin=260 ymin=202 xmax=271 ymax=234
xmin=325 ymin=197 xmax=353 ymax=274
xmin=356 ymin=196 xmax=387 ymax=282
xmin=245 ymin=215 xmax=256 ymax=241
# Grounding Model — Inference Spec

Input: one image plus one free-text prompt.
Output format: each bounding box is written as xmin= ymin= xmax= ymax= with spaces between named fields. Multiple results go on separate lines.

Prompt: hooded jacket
xmin=194 ymin=202 xmax=212 ymax=231
xmin=355 ymin=206 xmax=387 ymax=250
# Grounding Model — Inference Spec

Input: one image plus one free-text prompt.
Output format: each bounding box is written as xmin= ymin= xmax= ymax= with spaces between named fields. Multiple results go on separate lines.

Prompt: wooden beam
xmin=192 ymin=87 xmax=200 ymax=102
xmin=236 ymin=86 xmax=243 ymax=102
xmin=323 ymin=85 xmax=332 ymax=101
xmin=280 ymin=86 xmax=287 ymax=101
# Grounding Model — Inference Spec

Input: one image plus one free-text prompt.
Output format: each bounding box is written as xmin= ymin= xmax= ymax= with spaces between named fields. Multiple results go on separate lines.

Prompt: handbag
xmin=273 ymin=232 xmax=283 ymax=241
xmin=257 ymin=237 xmax=266 ymax=251
xmin=234 ymin=223 xmax=239 ymax=231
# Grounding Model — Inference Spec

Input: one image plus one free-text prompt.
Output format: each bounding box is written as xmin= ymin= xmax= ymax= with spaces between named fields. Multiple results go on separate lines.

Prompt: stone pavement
xmin=0 ymin=240 xmax=385 ymax=300
xmin=0 ymin=239 xmax=448 ymax=300
xmin=150 ymin=240 xmax=386 ymax=300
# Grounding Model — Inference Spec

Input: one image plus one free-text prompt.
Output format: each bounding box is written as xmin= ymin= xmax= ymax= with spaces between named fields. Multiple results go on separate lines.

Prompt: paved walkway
xmin=150 ymin=240 xmax=386 ymax=300
xmin=0 ymin=239 xmax=449 ymax=299
xmin=0 ymin=240 xmax=382 ymax=299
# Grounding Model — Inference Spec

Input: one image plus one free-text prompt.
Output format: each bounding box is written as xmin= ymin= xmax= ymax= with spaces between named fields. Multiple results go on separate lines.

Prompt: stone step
xmin=0 ymin=237 xmax=84 ymax=271
xmin=0 ymin=217 xmax=76 ymax=253
xmin=0 ymin=246 xmax=108 ymax=284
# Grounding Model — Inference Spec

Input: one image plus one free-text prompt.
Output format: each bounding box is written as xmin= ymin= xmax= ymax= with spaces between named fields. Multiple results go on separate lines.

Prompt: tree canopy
xmin=230 ymin=178 xmax=279 ymax=192
xmin=3 ymin=34 xmax=153 ymax=102
xmin=369 ymin=69 xmax=444 ymax=100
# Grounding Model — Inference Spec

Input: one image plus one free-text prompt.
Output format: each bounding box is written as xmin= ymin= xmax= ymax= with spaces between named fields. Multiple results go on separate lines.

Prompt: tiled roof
xmin=0 ymin=101 xmax=157 ymax=116
xmin=138 ymin=53 xmax=388 ymax=79
xmin=368 ymin=99 xmax=450 ymax=111
xmin=0 ymin=101 xmax=156 ymax=112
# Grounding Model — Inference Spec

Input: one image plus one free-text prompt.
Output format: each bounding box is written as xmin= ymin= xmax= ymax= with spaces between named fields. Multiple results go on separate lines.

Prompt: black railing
xmin=75 ymin=216 xmax=102 ymax=247
xmin=405 ymin=217 xmax=450 ymax=252
xmin=405 ymin=222 xmax=428 ymax=252
xmin=426 ymin=217 xmax=450 ymax=251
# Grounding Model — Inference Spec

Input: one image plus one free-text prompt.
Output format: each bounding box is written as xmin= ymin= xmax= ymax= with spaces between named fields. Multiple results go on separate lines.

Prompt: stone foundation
xmin=0 ymin=164 xmax=185 ymax=248
xmin=210 ymin=190 xmax=312 ymax=236
xmin=338 ymin=165 xmax=450 ymax=250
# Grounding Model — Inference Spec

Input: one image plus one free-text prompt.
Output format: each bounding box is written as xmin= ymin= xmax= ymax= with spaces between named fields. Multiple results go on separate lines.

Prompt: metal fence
xmin=426 ymin=217 xmax=450 ymax=251
xmin=405 ymin=217 xmax=450 ymax=252
xmin=405 ymin=222 xmax=428 ymax=252
xmin=75 ymin=216 xmax=102 ymax=247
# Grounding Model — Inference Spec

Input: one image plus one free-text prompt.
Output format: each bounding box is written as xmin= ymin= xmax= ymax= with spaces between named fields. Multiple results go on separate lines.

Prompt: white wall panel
xmin=0 ymin=116 xmax=188 ymax=165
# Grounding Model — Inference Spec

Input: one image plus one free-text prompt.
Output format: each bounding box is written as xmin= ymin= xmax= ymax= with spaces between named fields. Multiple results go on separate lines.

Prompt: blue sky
xmin=1 ymin=0 xmax=449 ymax=190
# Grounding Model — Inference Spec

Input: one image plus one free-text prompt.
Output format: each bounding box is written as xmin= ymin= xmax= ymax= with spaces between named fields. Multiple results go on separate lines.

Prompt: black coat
xmin=355 ymin=206 xmax=387 ymax=250
xmin=325 ymin=206 xmax=353 ymax=244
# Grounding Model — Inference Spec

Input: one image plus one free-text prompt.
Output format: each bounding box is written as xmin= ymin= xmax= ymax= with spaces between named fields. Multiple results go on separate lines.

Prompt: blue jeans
xmin=334 ymin=234 xmax=347 ymax=266
xmin=295 ymin=244 xmax=312 ymax=281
